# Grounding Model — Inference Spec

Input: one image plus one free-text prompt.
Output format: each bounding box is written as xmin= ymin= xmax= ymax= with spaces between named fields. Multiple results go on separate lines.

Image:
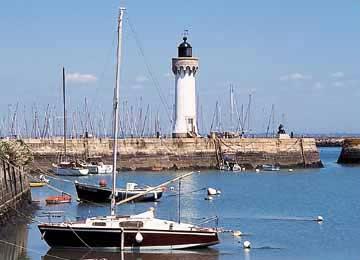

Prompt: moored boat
xmin=262 ymin=164 xmax=280 ymax=171
xmin=30 ymin=182 xmax=47 ymax=188
xmin=45 ymin=194 xmax=72 ymax=204
xmin=52 ymin=161 xmax=89 ymax=176
xmin=38 ymin=208 xmax=219 ymax=250
xmin=75 ymin=181 xmax=163 ymax=203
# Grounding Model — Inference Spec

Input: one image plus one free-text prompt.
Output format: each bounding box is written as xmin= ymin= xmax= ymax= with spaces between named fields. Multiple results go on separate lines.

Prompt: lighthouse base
xmin=172 ymin=133 xmax=191 ymax=138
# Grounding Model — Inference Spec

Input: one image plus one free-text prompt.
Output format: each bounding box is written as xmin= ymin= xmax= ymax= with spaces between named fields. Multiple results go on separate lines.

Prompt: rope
xmin=0 ymin=239 xmax=70 ymax=260
xmin=66 ymin=218 xmax=92 ymax=249
xmin=164 ymin=187 xmax=206 ymax=198
xmin=126 ymin=16 xmax=172 ymax=124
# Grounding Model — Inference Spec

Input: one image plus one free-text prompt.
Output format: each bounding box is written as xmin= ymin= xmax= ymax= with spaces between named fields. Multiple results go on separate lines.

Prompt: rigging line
xmin=6 ymin=203 xmax=43 ymax=224
xmin=164 ymin=187 xmax=206 ymax=198
xmin=66 ymin=218 xmax=92 ymax=249
xmin=0 ymin=239 xmax=71 ymax=260
xmin=125 ymin=16 xmax=172 ymax=123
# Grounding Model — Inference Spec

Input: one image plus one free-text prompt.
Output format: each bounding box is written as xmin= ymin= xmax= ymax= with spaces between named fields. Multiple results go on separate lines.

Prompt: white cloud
xmin=135 ymin=75 xmax=148 ymax=83
xmin=280 ymin=73 xmax=312 ymax=81
xmin=313 ymin=82 xmax=324 ymax=89
xmin=333 ymin=81 xmax=345 ymax=87
xmin=331 ymin=72 xmax=345 ymax=78
xmin=67 ymin=72 xmax=97 ymax=83
xmin=163 ymin=72 xmax=172 ymax=78
xmin=131 ymin=84 xmax=144 ymax=90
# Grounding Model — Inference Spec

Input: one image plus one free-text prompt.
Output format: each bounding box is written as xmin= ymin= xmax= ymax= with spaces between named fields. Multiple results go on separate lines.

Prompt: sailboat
xmin=52 ymin=67 xmax=89 ymax=176
xmin=38 ymin=7 xmax=219 ymax=250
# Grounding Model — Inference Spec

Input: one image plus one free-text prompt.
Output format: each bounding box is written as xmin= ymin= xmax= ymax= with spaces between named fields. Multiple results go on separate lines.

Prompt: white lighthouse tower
xmin=172 ymin=36 xmax=199 ymax=138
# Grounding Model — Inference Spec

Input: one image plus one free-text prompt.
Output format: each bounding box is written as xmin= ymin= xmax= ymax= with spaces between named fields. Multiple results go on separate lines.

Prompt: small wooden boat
xmin=46 ymin=194 xmax=72 ymax=204
xmin=30 ymin=182 xmax=47 ymax=188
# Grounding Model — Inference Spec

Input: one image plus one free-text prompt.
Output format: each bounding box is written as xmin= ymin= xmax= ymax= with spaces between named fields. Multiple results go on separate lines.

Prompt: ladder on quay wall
xmin=213 ymin=138 xmax=224 ymax=169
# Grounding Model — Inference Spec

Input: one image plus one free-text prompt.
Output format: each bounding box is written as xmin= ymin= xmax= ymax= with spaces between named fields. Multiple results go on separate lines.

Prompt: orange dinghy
xmin=46 ymin=194 xmax=72 ymax=204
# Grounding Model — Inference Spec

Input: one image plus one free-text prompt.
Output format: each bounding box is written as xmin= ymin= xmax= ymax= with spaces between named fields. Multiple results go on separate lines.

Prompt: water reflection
xmin=0 ymin=223 xmax=28 ymax=260
xmin=42 ymin=248 xmax=219 ymax=260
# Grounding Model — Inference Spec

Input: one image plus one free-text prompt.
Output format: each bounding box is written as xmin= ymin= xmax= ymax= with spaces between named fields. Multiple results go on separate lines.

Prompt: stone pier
xmin=25 ymin=137 xmax=323 ymax=171
xmin=338 ymin=138 xmax=360 ymax=164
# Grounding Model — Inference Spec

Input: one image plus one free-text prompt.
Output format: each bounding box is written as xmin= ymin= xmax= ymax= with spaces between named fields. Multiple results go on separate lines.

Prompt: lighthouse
xmin=172 ymin=36 xmax=199 ymax=138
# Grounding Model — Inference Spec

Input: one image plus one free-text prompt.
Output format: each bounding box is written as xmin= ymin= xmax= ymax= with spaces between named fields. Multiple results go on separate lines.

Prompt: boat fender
xmin=135 ymin=232 xmax=143 ymax=243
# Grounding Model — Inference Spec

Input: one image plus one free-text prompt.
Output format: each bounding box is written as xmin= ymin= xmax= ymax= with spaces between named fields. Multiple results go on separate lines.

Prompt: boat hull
xmin=87 ymin=165 xmax=113 ymax=174
xmin=53 ymin=166 xmax=89 ymax=176
xmin=38 ymin=225 xmax=219 ymax=250
xmin=75 ymin=183 xmax=163 ymax=203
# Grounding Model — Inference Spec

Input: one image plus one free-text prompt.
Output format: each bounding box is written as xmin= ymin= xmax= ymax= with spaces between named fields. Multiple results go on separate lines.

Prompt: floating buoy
xmin=243 ymin=240 xmax=251 ymax=249
xmin=242 ymin=167 xmax=246 ymax=171
xmin=207 ymin=187 xmax=217 ymax=196
xmin=99 ymin=179 xmax=107 ymax=187
xmin=255 ymin=169 xmax=260 ymax=172
xmin=316 ymin=215 xmax=323 ymax=222
xmin=232 ymin=230 xmax=242 ymax=237
xmin=288 ymin=168 xmax=293 ymax=172
xmin=205 ymin=196 xmax=213 ymax=201
xmin=135 ymin=232 xmax=143 ymax=243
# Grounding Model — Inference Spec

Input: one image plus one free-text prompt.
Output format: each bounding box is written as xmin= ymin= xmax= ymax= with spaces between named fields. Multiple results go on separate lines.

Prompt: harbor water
xmin=1 ymin=147 xmax=360 ymax=259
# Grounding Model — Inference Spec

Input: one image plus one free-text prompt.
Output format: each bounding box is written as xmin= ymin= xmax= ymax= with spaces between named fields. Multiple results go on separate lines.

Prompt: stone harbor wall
xmin=25 ymin=137 xmax=322 ymax=171
xmin=0 ymin=159 xmax=31 ymax=225
xmin=338 ymin=138 xmax=360 ymax=163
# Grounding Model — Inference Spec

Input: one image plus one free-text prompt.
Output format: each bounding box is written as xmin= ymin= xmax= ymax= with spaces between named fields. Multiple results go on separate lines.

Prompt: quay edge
xmin=24 ymin=137 xmax=323 ymax=171
xmin=338 ymin=138 xmax=360 ymax=164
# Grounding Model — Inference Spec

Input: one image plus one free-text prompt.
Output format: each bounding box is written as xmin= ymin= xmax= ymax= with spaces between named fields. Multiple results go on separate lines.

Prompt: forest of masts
xmin=1 ymin=86 xmax=282 ymax=139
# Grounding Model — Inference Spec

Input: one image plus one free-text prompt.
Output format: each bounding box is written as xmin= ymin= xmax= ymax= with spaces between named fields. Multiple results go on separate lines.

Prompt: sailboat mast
xmin=111 ymin=7 xmax=125 ymax=216
xmin=62 ymin=67 xmax=67 ymax=157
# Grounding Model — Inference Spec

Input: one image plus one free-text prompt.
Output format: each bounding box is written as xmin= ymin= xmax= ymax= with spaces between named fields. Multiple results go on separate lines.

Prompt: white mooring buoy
xmin=232 ymin=230 xmax=242 ymax=237
xmin=255 ymin=169 xmax=260 ymax=172
xmin=316 ymin=215 xmax=324 ymax=222
xmin=207 ymin=187 xmax=217 ymax=196
xmin=243 ymin=240 xmax=251 ymax=249
xmin=288 ymin=168 xmax=293 ymax=172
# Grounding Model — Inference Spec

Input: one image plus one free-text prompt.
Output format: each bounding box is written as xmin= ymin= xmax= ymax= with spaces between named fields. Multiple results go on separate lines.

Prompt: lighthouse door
xmin=186 ymin=118 xmax=195 ymax=133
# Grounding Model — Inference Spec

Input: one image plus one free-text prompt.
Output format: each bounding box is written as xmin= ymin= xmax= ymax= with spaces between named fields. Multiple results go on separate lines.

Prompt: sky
xmin=1 ymin=0 xmax=360 ymax=135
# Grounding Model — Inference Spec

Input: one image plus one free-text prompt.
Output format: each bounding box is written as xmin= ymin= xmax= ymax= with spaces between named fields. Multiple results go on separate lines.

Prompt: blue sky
xmin=1 ymin=0 xmax=360 ymax=135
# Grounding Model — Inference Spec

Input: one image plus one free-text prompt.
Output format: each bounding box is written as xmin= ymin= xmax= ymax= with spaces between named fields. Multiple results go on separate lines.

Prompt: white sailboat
xmin=52 ymin=67 xmax=89 ymax=176
xmin=38 ymin=7 xmax=219 ymax=250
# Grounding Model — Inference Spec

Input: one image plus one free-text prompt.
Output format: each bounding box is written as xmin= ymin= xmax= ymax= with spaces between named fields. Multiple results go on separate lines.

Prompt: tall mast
xmin=111 ymin=7 xmax=125 ymax=216
xmin=62 ymin=67 xmax=67 ymax=157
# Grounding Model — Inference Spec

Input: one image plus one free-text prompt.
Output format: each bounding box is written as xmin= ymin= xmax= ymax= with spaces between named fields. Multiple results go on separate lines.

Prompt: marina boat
xmin=45 ymin=193 xmax=72 ymax=204
xmin=83 ymin=157 xmax=113 ymax=174
xmin=262 ymin=164 xmax=280 ymax=171
xmin=75 ymin=181 xmax=163 ymax=203
xmin=38 ymin=8 xmax=219 ymax=250
xmin=30 ymin=181 xmax=47 ymax=188
xmin=52 ymin=68 xmax=89 ymax=177
xmin=52 ymin=161 xmax=89 ymax=176
xmin=220 ymin=161 xmax=241 ymax=171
